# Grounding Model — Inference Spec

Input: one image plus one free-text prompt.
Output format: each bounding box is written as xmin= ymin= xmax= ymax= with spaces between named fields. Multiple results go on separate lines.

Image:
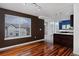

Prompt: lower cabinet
xmin=54 ymin=34 xmax=73 ymax=48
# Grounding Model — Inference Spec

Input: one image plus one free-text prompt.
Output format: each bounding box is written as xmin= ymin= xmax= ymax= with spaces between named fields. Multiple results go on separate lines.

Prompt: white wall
xmin=73 ymin=4 xmax=79 ymax=55
xmin=44 ymin=18 xmax=59 ymax=44
xmin=39 ymin=4 xmax=73 ymax=44
xmin=44 ymin=19 xmax=54 ymax=43
xmin=53 ymin=5 xmax=73 ymax=22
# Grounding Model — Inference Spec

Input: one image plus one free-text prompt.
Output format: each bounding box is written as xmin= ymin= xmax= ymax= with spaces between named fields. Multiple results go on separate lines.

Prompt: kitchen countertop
xmin=55 ymin=32 xmax=73 ymax=35
xmin=55 ymin=29 xmax=73 ymax=35
xmin=59 ymin=30 xmax=73 ymax=32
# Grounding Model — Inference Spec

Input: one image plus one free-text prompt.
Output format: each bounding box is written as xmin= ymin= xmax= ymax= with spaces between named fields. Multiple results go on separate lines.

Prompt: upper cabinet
xmin=70 ymin=15 xmax=74 ymax=27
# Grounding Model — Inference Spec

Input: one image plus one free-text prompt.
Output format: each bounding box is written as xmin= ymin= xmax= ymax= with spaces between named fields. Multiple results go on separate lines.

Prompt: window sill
xmin=4 ymin=35 xmax=31 ymax=40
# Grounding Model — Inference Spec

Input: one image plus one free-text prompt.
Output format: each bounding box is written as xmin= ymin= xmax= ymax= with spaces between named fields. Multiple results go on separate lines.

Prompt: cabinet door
xmin=70 ymin=15 xmax=73 ymax=27
xmin=54 ymin=34 xmax=63 ymax=44
xmin=54 ymin=34 xmax=73 ymax=48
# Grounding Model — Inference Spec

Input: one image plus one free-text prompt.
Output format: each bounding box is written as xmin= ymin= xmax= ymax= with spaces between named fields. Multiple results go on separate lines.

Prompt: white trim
xmin=73 ymin=53 xmax=79 ymax=56
xmin=5 ymin=35 xmax=31 ymax=40
xmin=0 ymin=39 xmax=44 ymax=51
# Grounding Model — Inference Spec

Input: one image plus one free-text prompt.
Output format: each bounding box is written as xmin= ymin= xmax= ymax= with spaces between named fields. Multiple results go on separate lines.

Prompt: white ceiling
xmin=0 ymin=3 xmax=73 ymax=20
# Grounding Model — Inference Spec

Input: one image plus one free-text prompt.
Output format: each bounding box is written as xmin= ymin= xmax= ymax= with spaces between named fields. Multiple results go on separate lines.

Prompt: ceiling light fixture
xmin=24 ymin=3 xmax=41 ymax=11
xmin=32 ymin=3 xmax=41 ymax=9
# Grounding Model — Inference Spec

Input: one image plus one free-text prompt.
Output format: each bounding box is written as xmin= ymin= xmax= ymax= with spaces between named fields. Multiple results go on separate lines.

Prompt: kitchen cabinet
xmin=70 ymin=15 xmax=74 ymax=27
xmin=54 ymin=34 xmax=73 ymax=48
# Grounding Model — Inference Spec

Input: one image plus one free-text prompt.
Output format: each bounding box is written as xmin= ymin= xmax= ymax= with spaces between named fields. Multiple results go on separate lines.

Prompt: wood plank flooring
xmin=0 ymin=41 xmax=73 ymax=56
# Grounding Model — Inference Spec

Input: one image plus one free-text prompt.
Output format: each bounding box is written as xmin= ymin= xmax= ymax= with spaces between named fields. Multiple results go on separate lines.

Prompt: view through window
xmin=5 ymin=14 xmax=31 ymax=40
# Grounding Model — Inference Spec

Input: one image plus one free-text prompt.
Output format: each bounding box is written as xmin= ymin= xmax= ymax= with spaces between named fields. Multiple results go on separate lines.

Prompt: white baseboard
xmin=0 ymin=39 xmax=44 ymax=51
xmin=73 ymin=54 xmax=79 ymax=56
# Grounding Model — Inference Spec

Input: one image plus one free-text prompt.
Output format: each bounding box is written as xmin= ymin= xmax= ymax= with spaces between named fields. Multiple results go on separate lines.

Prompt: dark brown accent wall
xmin=0 ymin=8 xmax=44 ymax=48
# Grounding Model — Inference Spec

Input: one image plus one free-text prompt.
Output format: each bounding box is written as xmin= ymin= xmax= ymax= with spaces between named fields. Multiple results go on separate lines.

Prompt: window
xmin=62 ymin=24 xmax=70 ymax=30
xmin=66 ymin=24 xmax=71 ymax=29
xmin=5 ymin=14 xmax=31 ymax=40
xmin=62 ymin=25 xmax=66 ymax=29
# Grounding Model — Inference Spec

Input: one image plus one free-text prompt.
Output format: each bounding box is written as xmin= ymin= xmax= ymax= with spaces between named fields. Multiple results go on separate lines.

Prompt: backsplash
xmin=59 ymin=20 xmax=71 ymax=30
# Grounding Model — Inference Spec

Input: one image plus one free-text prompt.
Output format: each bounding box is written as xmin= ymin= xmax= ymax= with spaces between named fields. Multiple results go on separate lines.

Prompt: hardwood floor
xmin=0 ymin=41 xmax=73 ymax=56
